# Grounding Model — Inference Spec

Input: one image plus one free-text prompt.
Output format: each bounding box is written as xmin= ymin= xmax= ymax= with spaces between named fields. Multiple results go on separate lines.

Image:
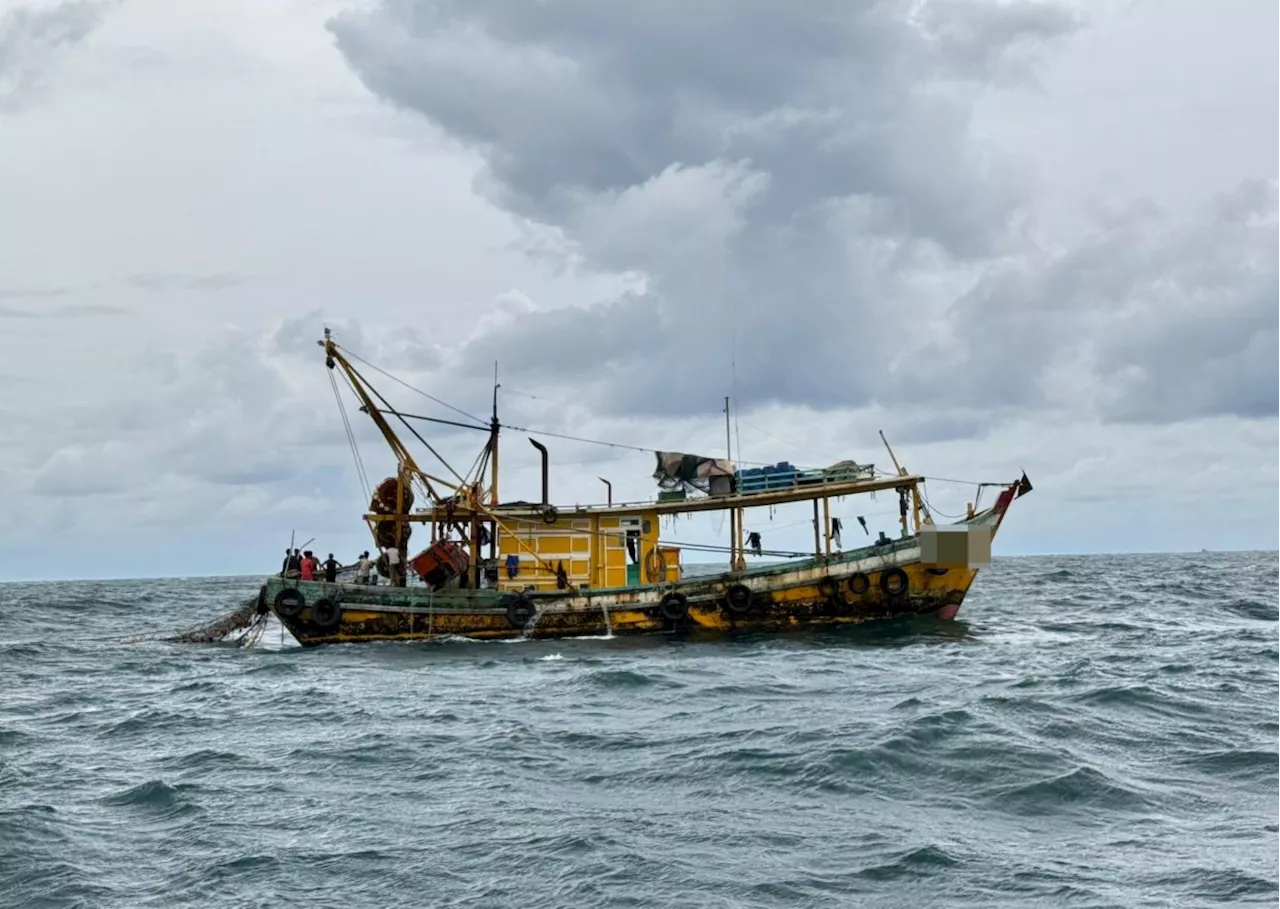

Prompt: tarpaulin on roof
xmin=653 ymin=451 xmax=735 ymax=489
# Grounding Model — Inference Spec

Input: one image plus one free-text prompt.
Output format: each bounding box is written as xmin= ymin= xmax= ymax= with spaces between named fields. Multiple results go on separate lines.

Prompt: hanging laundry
xmin=856 ymin=516 xmax=868 ymax=536
xmin=747 ymin=531 xmax=763 ymax=556
xmin=505 ymin=554 xmax=520 ymax=578
xmin=831 ymin=517 xmax=843 ymax=549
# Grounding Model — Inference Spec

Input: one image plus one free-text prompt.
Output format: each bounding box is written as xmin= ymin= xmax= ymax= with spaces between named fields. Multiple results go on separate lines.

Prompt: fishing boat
xmin=251 ymin=329 xmax=1031 ymax=647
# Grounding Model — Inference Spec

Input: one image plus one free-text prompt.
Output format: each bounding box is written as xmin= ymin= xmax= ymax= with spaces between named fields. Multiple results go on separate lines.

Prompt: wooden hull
xmin=259 ymin=537 xmax=983 ymax=647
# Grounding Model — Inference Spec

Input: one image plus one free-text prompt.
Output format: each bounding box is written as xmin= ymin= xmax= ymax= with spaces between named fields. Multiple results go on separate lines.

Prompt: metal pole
xmin=725 ymin=396 xmax=734 ymax=569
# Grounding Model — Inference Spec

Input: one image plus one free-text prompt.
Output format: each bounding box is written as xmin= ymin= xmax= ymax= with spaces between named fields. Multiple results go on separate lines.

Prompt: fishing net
xmin=163 ymin=595 xmax=269 ymax=646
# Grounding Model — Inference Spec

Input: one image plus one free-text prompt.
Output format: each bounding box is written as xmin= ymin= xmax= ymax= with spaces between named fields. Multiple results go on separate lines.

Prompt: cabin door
xmin=621 ymin=518 xmax=641 ymax=587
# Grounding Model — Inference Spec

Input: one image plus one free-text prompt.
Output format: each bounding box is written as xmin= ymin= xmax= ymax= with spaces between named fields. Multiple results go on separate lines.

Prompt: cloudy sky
xmin=0 ymin=0 xmax=1275 ymax=581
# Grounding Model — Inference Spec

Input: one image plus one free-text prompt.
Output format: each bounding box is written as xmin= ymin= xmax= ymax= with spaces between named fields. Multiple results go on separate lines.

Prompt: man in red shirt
xmin=300 ymin=551 xmax=318 ymax=581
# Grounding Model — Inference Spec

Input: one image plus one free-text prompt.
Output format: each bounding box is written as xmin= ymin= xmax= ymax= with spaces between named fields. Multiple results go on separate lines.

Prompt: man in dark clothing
xmin=283 ymin=549 xmax=302 ymax=579
xmin=322 ymin=553 xmax=341 ymax=583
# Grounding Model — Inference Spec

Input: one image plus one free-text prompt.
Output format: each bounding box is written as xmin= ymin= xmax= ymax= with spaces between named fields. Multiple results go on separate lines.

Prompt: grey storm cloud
xmin=0 ymin=0 xmax=116 ymax=111
xmin=330 ymin=0 xmax=1080 ymax=422
xmin=329 ymin=1 xmax=1273 ymax=433
xmin=905 ymin=178 xmax=1280 ymax=422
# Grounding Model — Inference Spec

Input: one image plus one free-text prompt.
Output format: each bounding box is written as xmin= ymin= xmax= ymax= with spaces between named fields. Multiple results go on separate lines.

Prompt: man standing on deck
xmin=384 ymin=545 xmax=404 ymax=587
xmin=283 ymin=549 xmax=302 ymax=579
xmin=322 ymin=553 xmax=341 ymax=583
xmin=355 ymin=551 xmax=373 ymax=585
xmin=300 ymin=551 xmax=318 ymax=581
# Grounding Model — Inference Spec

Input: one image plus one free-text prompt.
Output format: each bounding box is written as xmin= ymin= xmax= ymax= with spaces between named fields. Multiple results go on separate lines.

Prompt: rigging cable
xmin=334 ymin=346 xmax=795 ymax=469
xmin=498 ymin=422 xmax=778 ymax=466
xmin=918 ymin=484 xmax=968 ymax=520
xmin=338 ymin=345 xmax=486 ymax=426
xmin=348 ymin=363 xmax=469 ymax=489
xmin=660 ymin=538 xmax=813 ymax=559
xmin=336 ymin=369 xmax=382 ymax=504
xmin=329 ymin=368 xmax=371 ymax=502
xmin=920 ymin=475 xmax=1008 ymax=487
xmin=738 ymin=418 xmax=839 ymax=465
xmin=466 ymin=440 xmax=490 ymax=489
xmin=335 ymin=368 xmax=374 ymax=495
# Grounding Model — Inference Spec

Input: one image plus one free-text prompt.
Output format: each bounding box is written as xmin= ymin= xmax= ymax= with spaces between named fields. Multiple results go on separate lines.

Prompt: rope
xmin=738 ymin=418 xmax=838 ymax=465
xmin=330 ymin=368 xmax=371 ymax=502
xmin=499 ymin=423 xmax=657 ymax=455
xmin=237 ymin=612 xmax=270 ymax=648
xmin=464 ymin=441 xmax=490 ymax=487
xmin=499 ymin=422 xmax=780 ymax=467
xmin=500 ymin=387 xmax=566 ymax=405
xmin=339 ymin=345 xmax=486 ymax=425
xmin=921 ymin=475 xmax=1008 ymax=487
xmin=340 ymin=357 xmax=469 ymax=490
xmin=333 ymin=350 xmax=789 ymax=469
xmin=918 ymin=486 xmax=967 ymax=520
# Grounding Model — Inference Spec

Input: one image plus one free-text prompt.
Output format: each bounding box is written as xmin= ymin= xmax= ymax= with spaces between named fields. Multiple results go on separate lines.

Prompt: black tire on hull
xmin=505 ymin=595 xmax=536 ymax=629
xmin=847 ymin=572 xmax=871 ymax=595
xmin=311 ymin=598 xmax=342 ymax=628
xmin=880 ymin=567 xmax=909 ymax=598
xmin=274 ymin=588 xmax=305 ymax=617
xmin=724 ymin=584 xmax=752 ymax=615
xmin=658 ymin=592 xmax=689 ymax=622
xmin=817 ymin=576 xmax=838 ymax=599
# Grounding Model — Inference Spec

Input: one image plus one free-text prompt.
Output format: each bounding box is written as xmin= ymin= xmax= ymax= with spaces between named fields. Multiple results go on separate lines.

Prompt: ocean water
xmin=1 ymin=552 xmax=1276 ymax=909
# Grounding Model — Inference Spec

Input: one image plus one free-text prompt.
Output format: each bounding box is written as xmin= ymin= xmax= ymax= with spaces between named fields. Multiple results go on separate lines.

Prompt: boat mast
xmin=879 ymin=430 xmax=923 ymax=537
xmin=486 ymin=362 xmax=500 ymax=586
xmin=725 ymin=396 xmax=735 ymax=571
xmin=490 ymin=362 xmax=500 ymax=506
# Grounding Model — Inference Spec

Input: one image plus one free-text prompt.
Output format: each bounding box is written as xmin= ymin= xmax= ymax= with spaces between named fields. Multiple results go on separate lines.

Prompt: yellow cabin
xmin=495 ymin=511 xmax=681 ymax=592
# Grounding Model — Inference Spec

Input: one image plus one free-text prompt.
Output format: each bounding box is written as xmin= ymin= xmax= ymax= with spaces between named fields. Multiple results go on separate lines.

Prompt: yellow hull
xmin=262 ymin=539 xmax=982 ymax=647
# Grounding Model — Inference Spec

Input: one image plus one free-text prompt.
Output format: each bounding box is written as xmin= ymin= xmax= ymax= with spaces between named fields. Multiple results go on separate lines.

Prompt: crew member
xmin=300 ymin=550 xmax=318 ymax=581
xmin=384 ymin=545 xmax=404 ymax=587
xmin=322 ymin=553 xmax=341 ymax=583
xmin=283 ymin=549 xmax=302 ymax=579
xmin=355 ymin=551 xmax=373 ymax=585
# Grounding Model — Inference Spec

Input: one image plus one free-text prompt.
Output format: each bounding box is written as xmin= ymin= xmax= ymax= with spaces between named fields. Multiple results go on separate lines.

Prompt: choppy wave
xmin=0 ymin=551 xmax=1276 ymax=908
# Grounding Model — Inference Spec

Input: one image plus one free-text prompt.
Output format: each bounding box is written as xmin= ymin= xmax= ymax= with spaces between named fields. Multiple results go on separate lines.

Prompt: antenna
xmin=724 ymin=395 xmax=732 ymax=464
xmin=491 ymin=360 xmax=500 ymax=424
